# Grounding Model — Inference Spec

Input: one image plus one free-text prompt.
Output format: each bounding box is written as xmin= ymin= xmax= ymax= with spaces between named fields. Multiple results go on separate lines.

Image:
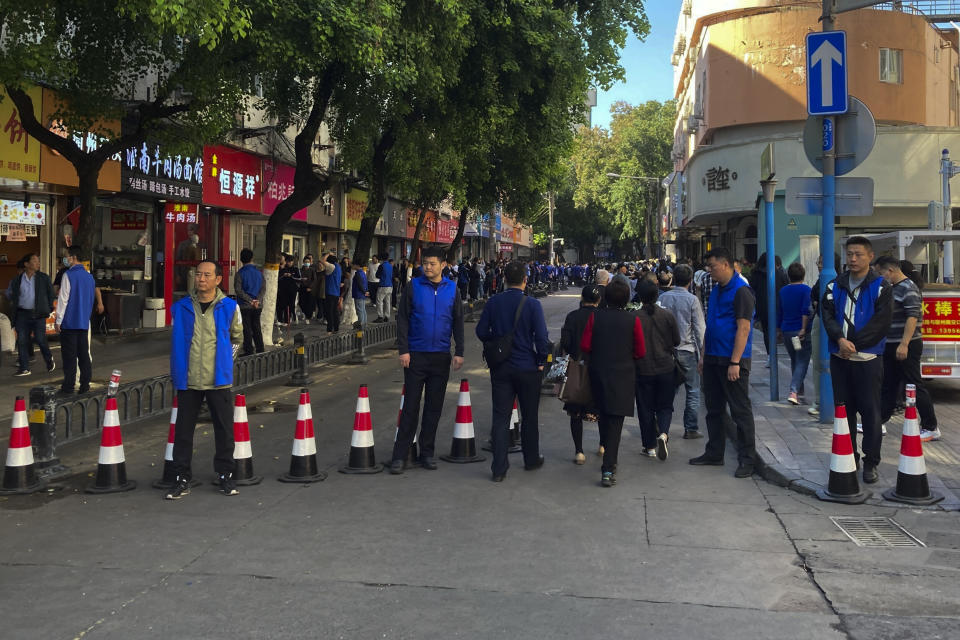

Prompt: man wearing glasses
xmin=166 ymin=260 xmax=243 ymax=500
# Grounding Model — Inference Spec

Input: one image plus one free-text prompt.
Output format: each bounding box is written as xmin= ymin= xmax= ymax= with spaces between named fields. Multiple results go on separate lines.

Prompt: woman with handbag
xmin=560 ymin=285 xmax=602 ymax=464
xmin=633 ymin=279 xmax=682 ymax=461
xmin=579 ymin=279 xmax=646 ymax=487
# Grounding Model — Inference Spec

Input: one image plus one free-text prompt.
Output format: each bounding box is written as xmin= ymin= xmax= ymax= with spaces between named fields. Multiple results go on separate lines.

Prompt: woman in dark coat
xmin=633 ymin=279 xmax=681 ymax=461
xmin=560 ymin=285 xmax=602 ymax=464
xmin=580 ymin=279 xmax=646 ymax=487
xmin=277 ymin=254 xmax=301 ymax=325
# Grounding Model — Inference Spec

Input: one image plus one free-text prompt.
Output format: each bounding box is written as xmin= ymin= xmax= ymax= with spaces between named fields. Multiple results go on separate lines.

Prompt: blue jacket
xmin=235 ymin=263 xmax=264 ymax=308
xmin=58 ymin=265 xmax=95 ymax=330
xmin=398 ymin=275 xmax=464 ymax=355
xmin=325 ymin=262 xmax=342 ymax=297
xmin=352 ymin=269 xmax=368 ymax=299
xmin=170 ymin=292 xmax=240 ymax=390
xmin=379 ymin=261 xmax=393 ymax=286
xmin=704 ymin=275 xmax=755 ymax=359
xmin=476 ymin=288 xmax=550 ymax=370
xmin=821 ymin=271 xmax=891 ymax=356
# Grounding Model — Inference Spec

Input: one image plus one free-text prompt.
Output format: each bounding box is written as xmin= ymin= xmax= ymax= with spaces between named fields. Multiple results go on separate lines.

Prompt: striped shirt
xmin=887 ymin=278 xmax=922 ymax=343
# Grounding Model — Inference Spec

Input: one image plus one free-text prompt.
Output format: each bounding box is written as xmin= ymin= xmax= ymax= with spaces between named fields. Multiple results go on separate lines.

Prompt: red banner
xmin=202 ymin=145 xmax=261 ymax=213
xmin=922 ymin=296 xmax=960 ymax=342
xmin=262 ymin=160 xmax=307 ymax=221
xmin=163 ymin=203 xmax=199 ymax=224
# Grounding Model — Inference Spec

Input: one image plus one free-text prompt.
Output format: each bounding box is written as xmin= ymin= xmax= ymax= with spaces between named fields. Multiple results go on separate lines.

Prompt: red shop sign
xmin=262 ymin=160 xmax=307 ymax=221
xmin=163 ymin=202 xmax=199 ymax=224
xmin=202 ymin=145 xmax=262 ymax=213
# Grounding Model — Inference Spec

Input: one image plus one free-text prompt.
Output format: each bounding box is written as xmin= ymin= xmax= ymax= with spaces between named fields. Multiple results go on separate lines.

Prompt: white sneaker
xmin=808 ymin=406 xmax=819 ymax=417
xmin=921 ymin=428 xmax=942 ymax=442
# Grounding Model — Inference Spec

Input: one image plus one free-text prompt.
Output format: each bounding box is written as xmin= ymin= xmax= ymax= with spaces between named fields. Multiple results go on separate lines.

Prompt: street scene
xmin=3 ymin=0 xmax=960 ymax=639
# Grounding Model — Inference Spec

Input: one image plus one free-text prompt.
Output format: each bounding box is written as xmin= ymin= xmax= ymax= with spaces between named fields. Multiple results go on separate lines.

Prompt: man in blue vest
xmin=821 ymin=236 xmax=892 ymax=484
xmin=390 ymin=246 xmax=465 ymax=473
xmin=689 ymin=247 xmax=758 ymax=478
xmin=55 ymin=247 xmax=95 ymax=393
xmin=322 ymin=252 xmax=342 ymax=334
xmin=166 ymin=260 xmax=243 ymax=500
xmin=374 ymin=256 xmax=394 ymax=322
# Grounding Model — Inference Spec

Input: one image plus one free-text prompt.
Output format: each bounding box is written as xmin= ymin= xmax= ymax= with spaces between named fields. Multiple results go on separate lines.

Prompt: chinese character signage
xmin=122 ymin=141 xmax=202 ymax=202
xmin=163 ymin=202 xmax=199 ymax=225
xmin=38 ymin=89 xmax=121 ymax=190
xmin=703 ymin=166 xmax=737 ymax=192
xmin=111 ymin=210 xmax=147 ymax=230
xmin=7 ymin=224 xmax=26 ymax=241
xmin=922 ymin=297 xmax=960 ymax=341
xmin=345 ymin=188 xmax=366 ymax=232
xmin=0 ymin=85 xmax=41 ymax=181
xmin=262 ymin=160 xmax=307 ymax=221
xmin=202 ymin=145 xmax=261 ymax=213
xmin=436 ymin=218 xmax=458 ymax=243
xmin=0 ymin=199 xmax=46 ymax=225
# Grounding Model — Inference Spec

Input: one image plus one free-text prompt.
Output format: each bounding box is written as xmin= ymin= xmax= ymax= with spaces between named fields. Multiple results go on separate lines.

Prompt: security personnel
xmin=390 ymin=246 xmax=465 ymax=474
xmin=166 ymin=260 xmax=243 ymax=499
xmin=55 ymin=246 xmax=95 ymax=393
xmin=322 ymin=252 xmax=342 ymax=334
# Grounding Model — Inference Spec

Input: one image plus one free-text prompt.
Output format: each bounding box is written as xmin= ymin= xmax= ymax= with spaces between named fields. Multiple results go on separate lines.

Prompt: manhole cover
xmin=830 ymin=517 xmax=925 ymax=548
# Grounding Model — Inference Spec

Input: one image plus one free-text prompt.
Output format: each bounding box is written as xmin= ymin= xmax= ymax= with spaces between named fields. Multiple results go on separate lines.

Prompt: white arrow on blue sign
xmin=806 ymin=31 xmax=848 ymax=116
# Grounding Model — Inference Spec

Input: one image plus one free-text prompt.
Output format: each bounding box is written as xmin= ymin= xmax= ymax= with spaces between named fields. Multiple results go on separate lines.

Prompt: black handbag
xmin=482 ymin=297 xmax=527 ymax=368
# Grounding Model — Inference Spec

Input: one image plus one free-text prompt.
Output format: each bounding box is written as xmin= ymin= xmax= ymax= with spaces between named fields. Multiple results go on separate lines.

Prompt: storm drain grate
xmin=830 ymin=517 xmax=925 ymax=548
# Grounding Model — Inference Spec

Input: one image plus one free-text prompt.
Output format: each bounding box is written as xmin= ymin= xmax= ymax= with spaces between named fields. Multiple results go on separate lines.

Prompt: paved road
xmin=1 ymin=291 xmax=957 ymax=639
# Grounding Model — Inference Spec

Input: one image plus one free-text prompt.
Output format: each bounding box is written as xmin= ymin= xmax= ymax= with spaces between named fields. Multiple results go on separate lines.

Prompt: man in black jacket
xmin=9 ymin=253 xmax=56 ymax=376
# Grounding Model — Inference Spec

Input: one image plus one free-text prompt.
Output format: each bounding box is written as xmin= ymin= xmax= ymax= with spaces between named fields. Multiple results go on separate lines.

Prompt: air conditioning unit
xmin=674 ymin=35 xmax=686 ymax=57
xmin=689 ymin=44 xmax=700 ymax=60
xmin=682 ymin=0 xmax=693 ymax=16
xmin=687 ymin=115 xmax=700 ymax=132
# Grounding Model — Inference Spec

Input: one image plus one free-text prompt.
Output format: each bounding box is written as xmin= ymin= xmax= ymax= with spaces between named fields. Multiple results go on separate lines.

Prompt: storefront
xmin=382 ymin=196 xmax=408 ymax=260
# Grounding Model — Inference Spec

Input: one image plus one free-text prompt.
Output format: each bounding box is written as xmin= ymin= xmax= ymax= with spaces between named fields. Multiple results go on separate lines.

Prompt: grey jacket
xmin=658 ymin=286 xmax=705 ymax=356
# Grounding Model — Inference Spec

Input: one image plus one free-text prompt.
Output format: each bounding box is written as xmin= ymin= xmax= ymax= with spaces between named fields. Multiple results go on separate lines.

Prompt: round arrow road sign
xmin=802 ymin=96 xmax=876 ymax=176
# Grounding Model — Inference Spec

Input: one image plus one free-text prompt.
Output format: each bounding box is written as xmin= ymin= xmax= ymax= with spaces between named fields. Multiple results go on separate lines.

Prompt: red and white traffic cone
xmin=816 ymin=404 xmax=869 ymax=504
xmin=279 ymin=389 xmax=326 ymax=482
xmin=440 ymin=379 xmax=486 ymax=463
xmin=340 ymin=385 xmax=383 ymax=473
xmin=86 ymin=397 xmax=136 ymax=493
xmin=152 ymin=398 xmax=201 ymax=489
xmin=0 ymin=396 xmax=44 ymax=495
xmin=392 ymin=385 xmax=419 ymax=468
xmin=233 ymin=394 xmax=262 ymax=486
xmin=883 ymin=384 xmax=943 ymax=505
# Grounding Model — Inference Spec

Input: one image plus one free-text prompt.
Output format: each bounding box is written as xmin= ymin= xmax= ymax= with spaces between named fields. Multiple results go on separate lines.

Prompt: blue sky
xmin=592 ymin=2 xmax=678 ymax=130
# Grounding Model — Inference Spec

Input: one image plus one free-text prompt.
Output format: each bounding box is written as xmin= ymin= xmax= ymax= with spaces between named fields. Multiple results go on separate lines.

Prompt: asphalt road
xmin=1 ymin=290 xmax=958 ymax=639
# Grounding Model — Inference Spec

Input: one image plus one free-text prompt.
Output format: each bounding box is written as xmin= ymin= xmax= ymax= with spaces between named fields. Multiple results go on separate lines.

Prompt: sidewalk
xmin=749 ymin=331 xmax=960 ymax=510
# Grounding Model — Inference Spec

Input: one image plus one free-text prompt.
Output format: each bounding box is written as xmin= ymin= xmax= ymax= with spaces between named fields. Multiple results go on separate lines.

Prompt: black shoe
xmin=601 ymin=471 xmax=616 ymax=487
xmin=492 ymin=473 xmax=505 ymax=482
xmin=13 ymin=369 xmax=31 ymax=377
xmin=734 ymin=463 xmax=755 ymax=478
xmin=219 ymin=473 xmax=238 ymax=496
xmin=524 ymin=455 xmax=545 ymax=470
xmin=682 ymin=430 xmax=703 ymax=439
xmin=165 ymin=476 xmax=191 ymax=500
xmin=78 ymin=385 xmax=90 ymax=394
xmin=389 ymin=460 xmax=404 ymax=475
xmin=656 ymin=433 xmax=669 ymax=461
xmin=863 ymin=465 xmax=879 ymax=484
xmin=46 ymin=361 xmax=56 ymax=373
xmin=421 ymin=457 xmax=438 ymax=470
xmin=57 ymin=387 xmax=74 ymax=397
xmin=689 ymin=454 xmax=724 ymax=466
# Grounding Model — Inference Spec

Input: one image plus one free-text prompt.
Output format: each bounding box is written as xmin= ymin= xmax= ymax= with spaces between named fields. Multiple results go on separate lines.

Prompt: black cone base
xmin=152 ymin=461 xmax=201 ymax=489
xmin=279 ymin=454 xmax=327 ymax=482
xmin=340 ymin=446 xmax=383 ymax=474
xmin=0 ymin=465 xmax=44 ymax=495
xmin=234 ymin=458 xmax=263 ymax=486
xmin=440 ymin=438 xmax=486 ymax=464
xmin=86 ymin=464 xmax=136 ymax=494
xmin=883 ymin=475 xmax=944 ymax=505
xmin=816 ymin=471 xmax=870 ymax=504
xmin=403 ymin=443 xmax=421 ymax=468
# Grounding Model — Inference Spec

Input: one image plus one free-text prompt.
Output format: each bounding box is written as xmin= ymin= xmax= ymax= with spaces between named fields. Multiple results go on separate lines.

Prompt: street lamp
xmin=606 ymin=173 xmax=664 ymax=258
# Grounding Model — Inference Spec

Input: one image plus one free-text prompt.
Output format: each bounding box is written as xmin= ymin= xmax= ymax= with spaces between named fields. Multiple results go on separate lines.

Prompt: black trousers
xmin=831 ymin=355 xmax=883 ymax=468
xmin=881 ymin=340 xmax=937 ymax=428
xmin=489 ymin=365 xmax=541 ymax=476
xmin=59 ymin=329 xmax=91 ymax=392
xmin=703 ymin=359 xmax=757 ymax=465
xmin=324 ymin=296 xmax=341 ymax=333
xmin=172 ymin=388 xmax=235 ymax=479
xmin=392 ymin=352 xmax=451 ymax=461
xmin=240 ymin=307 xmax=264 ymax=356
xmin=598 ymin=414 xmax=625 ymax=473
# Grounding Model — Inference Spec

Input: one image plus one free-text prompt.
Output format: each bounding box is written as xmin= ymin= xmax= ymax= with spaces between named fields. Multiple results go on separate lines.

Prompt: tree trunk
xmin=352 ymin=127 xmax=396 ymax=267
xmin=74 ymin=162 xmax=103 ymax=260
xmin=408 ymin=206 xmax=428 ymax=264
xmin=446 ymin=207 xmax=468 ymax=264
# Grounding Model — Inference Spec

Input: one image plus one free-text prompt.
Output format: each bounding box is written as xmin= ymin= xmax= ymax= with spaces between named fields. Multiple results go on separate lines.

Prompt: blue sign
xmin=806 ymin=31 xmax=848 ymax=116
xmin=822 ymin=119 xmax=834 ymax=152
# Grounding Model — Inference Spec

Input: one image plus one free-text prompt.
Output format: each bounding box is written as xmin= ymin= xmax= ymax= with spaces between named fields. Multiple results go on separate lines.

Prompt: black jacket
xmin=10 ymin=271 xmax=55 ymax=318
xmin=634 ymin=305 xmax=681 ymax=376
xmin=560 ymin=305 xmax=596 ymax=360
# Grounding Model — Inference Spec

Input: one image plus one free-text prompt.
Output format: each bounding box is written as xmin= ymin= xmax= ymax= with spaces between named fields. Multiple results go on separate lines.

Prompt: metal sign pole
xmin=818 ymin=1 xmax=837 ymax=423
xmin=761 ymin=179 xmax=779 ymax=400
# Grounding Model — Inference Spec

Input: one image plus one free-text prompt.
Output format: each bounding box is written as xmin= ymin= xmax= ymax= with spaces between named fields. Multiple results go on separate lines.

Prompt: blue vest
xmin=61 ymin=264 xmax=95 ymax=330
xmin=380 ymin=262 xmax=393 ymax=285
xmin=325 ymin=263 xmax=342 ymax=296
xmin=407 ymin=276 xmax=457 ymax=353
xmin=170 ymin=295 xmax=238 ymax=390
xmin=705 ymin=276 xmax=754 ymax=358
xmin=828 ymin=275 xmax=887 ymax=356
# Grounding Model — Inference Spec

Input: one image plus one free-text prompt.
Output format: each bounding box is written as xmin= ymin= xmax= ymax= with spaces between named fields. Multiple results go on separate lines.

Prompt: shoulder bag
xmin=482 ymin=296 xmax=527 ymax=368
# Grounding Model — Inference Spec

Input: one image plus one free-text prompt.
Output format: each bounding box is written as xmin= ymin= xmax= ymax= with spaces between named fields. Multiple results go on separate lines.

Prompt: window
xmin=879 ymin=48 xmax=903 ymax=84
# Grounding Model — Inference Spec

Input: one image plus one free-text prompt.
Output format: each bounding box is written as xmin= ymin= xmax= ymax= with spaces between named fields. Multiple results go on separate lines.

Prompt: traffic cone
xmin=816 ymin=404 xmax=869 ymax=504
xmin=440 ymin=379 xmax=486 ymax=463
xmin=482 ymin=397 xmax=522 ymax=454
xmin=0 ymin=396 xmax=44 ymax=495
xmin=152 ymin=397 xmax=201 ymax=489
xmin=279 ymin=389 xmax=326 ymax=482
xmin=392 ymin=385 xmax=419 ymax=468
xmin=86 ymin=397 xmax=136 ymax=493
xmin=883 ymin=385 xmax=943 ymax=505
xmin=340 ymin=385 xmax=383 ymax=474
xmin=233 ymin=394 xmax=262 ymax=486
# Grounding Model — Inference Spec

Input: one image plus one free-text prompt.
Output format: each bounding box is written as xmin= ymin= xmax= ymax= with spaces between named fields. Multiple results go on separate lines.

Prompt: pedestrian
xmin=367 ymin=254 xmax=380 ymax=311
xmin=560 ymin=285 xmax=602 ymax=463
xmin=9 ymin=252 xmax=55 ymax=377
xmin=689 ymin=248 xmax=758 ymax=478
xmin=351 ymin=261 xmax=369 ymax=327
xmin=657 ymin=264 xmax=705 ymax=439
xmin=457 ymin=259 xmax=470 ymax=300
xmin=594 ymin=268 xmax=610 ymax=310
xmin=476 ymin=261 xmax=550 ymax=482
xmin=233 ymin=248 xmax=265 ymax=357
xmin=579 ymin=279 xmax=646 ymax=487
xmin=375 ymin=256 xmax=394 ymax=322
xmin=276 ymin=254 xmax=300 ymax=325
xmin=874 ymin=256 xmax=939 ymax=441
xmin=778 ymin=262 xmax=813 ymax=405
xmin=54 ymin=246 xmax=95 ymax=393
xmin=633 ymin=279 xmax=681 ymax=460
xmin=166 ymin=260 xmax=243 ymax=500
xmin=749 ymin=253 xmax=789 ymax=360
xmin=322 ymin=252 xmax=342 ymax=334
xmin=820 ymin=236 xmax=892 ymax=484
xmin=299 ymin=254 xmax=317 ymax=321
xmin=390 ymin=246 xmax=465 ymax=474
